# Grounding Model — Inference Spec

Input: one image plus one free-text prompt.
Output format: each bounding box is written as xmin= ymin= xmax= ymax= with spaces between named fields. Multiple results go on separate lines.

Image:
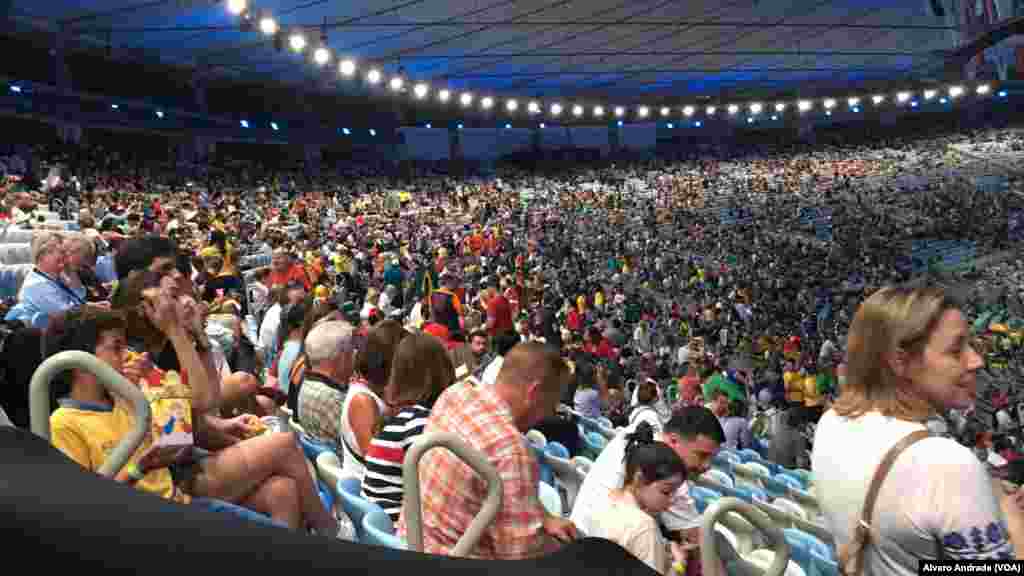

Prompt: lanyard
xmin=33 ymin=268 xmax=86 ymax=306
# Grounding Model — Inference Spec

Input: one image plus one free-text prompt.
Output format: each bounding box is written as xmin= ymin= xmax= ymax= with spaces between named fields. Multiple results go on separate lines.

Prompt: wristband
xmin=124 ymin=462 xmax=145 ymax=483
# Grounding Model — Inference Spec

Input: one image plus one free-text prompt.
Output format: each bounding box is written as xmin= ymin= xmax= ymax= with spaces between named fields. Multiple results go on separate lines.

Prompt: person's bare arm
xmin=348 ymin=393 xmax=382 ymax=455
xmin=167 ymin=326 xmax=219 ymax=415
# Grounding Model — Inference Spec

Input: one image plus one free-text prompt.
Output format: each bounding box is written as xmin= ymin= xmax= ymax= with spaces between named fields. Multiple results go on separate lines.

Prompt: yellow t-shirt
xmin=51 ymin=368 xmax=193 ymax=505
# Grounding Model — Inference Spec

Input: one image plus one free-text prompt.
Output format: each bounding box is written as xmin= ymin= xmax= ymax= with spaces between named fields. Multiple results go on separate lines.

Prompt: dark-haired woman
xmin=275 ymin=301 xmax=307 ymax=398
xmin=574 ymin=422 xmax=690 ymax=574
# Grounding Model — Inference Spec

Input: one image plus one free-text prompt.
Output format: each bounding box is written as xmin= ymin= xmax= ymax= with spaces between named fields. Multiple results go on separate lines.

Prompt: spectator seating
xmin=546 ymin=453 xmax=585 ymax=512
xmin=582 ymin=431 xmax=607 ymax=460
xmin=5 ymin=425 xmax=671 ymax=576
xmin=338 ymin=477 xmax=374 ymax=541
xmin=316 ymin=451 xmax=345 ymax=506
xmin=539 ymin=481 xmax=563 ymax=516
xmin=362 ymin=509 xmax=407 ymax=549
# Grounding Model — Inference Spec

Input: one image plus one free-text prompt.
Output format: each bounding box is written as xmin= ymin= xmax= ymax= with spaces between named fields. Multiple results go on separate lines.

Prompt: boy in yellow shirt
xmin=49 ymin=295 xmax=343 ymax=536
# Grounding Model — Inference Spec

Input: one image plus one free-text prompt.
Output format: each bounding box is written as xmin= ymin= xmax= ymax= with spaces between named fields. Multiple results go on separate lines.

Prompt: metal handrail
xmin=29 ymin=350 xmax=151 ymax=478
xmin=702 ymin=497 xmax=790 ymax=576
xmin=402 ymin=432 xmax=503 ymax=556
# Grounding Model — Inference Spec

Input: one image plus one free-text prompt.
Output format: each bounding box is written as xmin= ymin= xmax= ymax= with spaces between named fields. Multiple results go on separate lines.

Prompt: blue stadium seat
xmin=361 ymin=509 xmax=407 ymax=549
xmin=810 ymin=550 xmax=840 ymax=576
xmin=545 ymin=441 xmax=570 ymax=460
xmin=337 ymin=477 xmax=374 ymax=541
xmin=689 ymin=485 xmax=722 ymax=514
xmin=298 ymin=433 xmax=335 ymax=463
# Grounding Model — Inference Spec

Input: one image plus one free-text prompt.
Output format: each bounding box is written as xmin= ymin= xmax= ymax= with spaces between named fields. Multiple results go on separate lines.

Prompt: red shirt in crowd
xmin=487 ymin=293 xmax=514 ymax=337
xmin=268 ymin=264 xmax=311 ymax=291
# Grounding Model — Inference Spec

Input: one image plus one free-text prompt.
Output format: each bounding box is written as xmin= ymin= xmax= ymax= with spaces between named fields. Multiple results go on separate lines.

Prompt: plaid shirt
xmin=296 ymin=372 xmax=346 ymax=454
xmin=397 ymin=376 xmax=551 ymax=559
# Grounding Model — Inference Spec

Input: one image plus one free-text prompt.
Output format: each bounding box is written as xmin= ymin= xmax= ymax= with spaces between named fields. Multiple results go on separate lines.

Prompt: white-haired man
xmin=295 ymin=321 xmax=354 ymax=454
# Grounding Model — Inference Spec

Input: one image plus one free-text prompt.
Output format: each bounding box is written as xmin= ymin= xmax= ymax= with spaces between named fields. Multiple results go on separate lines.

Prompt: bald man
xmin=398 ymin=342 xmax=577 ymax=559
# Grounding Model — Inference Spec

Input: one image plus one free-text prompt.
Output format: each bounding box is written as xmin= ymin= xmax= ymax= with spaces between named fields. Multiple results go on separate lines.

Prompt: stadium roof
xmin=10 ymin=0 xmax=958 ymax=102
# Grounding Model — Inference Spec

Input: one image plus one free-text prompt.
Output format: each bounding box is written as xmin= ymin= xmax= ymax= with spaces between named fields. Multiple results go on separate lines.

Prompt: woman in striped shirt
xmin=361 ymin=333 xmax=456 ymax=521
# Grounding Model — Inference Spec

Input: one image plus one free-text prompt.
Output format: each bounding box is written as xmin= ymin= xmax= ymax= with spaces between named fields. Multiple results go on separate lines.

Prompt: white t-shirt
xmin=481 ymin=355 xmax=504 ymax=386
xmin=575 ymin=496 xmax=670 ymax=575
xmin=812 ymin=410 xmax=1013 ymax=575
xmin=676 ymin=345 xmax=690 ymax=367
xmin=258 ymin=303 xmax=282 ymax=353
xmin=571 ymin=421 xmax=701 ymax=533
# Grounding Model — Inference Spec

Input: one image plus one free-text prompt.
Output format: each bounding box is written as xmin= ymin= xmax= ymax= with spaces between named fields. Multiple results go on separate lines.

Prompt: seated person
xmin=7 ymin=232 xmax=85 ymax=328
xmin=296 ymin=320 xmax=354 ymax=454
xmin=574 ymin=422 xmax=690 ymax=575
xmin=397 ymin=342 xmax=578 ymax=559
xmin=362 ymin=333 xmax=455 ymax=521
xmin=572 ymin=406 xmax=723 ymax=564
xmin=50 ymin=297 xmax=341 ymax=535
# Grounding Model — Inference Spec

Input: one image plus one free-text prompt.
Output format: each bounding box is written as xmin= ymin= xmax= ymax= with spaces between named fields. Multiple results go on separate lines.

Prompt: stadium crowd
xmin=1 ymin=117 xmax=1024 ymax=574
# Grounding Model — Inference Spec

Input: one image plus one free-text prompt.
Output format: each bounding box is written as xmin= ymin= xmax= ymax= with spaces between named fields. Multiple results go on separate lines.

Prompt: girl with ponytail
xmin=574 ymin=421 xmax=692 ymax=574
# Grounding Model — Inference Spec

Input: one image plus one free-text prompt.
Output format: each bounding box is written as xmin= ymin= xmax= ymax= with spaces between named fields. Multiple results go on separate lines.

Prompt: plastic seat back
xmin=532 ymin=444 xmax=555 ymax=486
xmin=733 ymin=485 xmax=769 ymax=504
xmin=361 ymin=509 xmax=407 ymax=549
xmin=738 ymin=448 xmax=761 ymax=462
xmin=810 ymin=551 xmax=840 ymax=576
xmin=316 ymin=452 xmax=344 ymax=501
xmin=337 ymin=477 xmax=370 ymax=539
xmin=719 ymin=450 xmax=743 ymax=465
xmin=733 ymin=463 xmax=766 ymax=490
xmin=790 ymin=469 xmax=812 ymax=486
xmin=539 ymin=481 xmax=563 ymax=516
xmin=784 ymin=528 xmax=833 ymax=573
xmin=711 ymin=455 xmax=735 ymax=474
xmin=547 ymin=454 xmax=585 ymax=511
xmin=583 ymin=431 xmax=607 ymax=459
xmin=298 ymin=433 xmax=333 ymax=463
xmin=526 ymin=429 xmax=547 ymax=449
xmin=746 ymin=461 xmax=772 ymax=478
xmin=572 ymin=456 xmax=593 ymax=475
xmin=545 ymin=441 xmax=570 ymax=460
xmin=704 ymin=468 xmax=734 ymax=488
xmin=743 ymin=549 xmax=808 ymax=576
xmin=772 ymin=498 xmax=809 ymax=521
xmin=689 ymin=485 xmax=723 ymax=514
xmin=776 ymin=473 xmax=805 ymax=492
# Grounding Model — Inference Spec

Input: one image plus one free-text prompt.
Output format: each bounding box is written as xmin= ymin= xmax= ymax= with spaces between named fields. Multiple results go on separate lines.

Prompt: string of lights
xmin=221 ymin=0 xmax=1007 ymax=132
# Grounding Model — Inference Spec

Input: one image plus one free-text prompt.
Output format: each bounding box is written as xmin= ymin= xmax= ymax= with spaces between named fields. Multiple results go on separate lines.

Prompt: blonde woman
xmin=813 ymin=286 xmax=1024 ymax=574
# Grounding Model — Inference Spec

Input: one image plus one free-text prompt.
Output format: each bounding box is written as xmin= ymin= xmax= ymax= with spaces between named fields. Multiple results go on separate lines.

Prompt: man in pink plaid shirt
xmin=398 ymin=342 xmax=577 ymax=559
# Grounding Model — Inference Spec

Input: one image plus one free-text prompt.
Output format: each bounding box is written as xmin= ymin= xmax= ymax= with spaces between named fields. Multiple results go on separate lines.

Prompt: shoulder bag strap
xmin=838 ymin=429 xmax=931 ymax=575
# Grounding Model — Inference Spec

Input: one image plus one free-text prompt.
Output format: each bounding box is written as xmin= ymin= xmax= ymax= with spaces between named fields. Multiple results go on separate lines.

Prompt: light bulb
xmin=313 ymin=47 xmax=329 ymax=65
xmin=259 ymin=16 xmax=277 ymax=35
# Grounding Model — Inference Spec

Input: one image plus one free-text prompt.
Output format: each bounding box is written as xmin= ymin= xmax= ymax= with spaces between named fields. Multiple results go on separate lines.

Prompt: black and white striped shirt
xmin=361 ymin=404 xmax=431 ymax=522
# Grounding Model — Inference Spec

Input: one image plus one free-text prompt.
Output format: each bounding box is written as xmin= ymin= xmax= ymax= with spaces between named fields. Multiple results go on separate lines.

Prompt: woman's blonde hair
xmin=832 ymin=285 xmax=961 ymax=421
xmin=387 ymin=332 xmax=454 ymax=408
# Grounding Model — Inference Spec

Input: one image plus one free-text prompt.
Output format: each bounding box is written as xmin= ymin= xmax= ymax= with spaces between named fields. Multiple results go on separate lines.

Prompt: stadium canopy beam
xmin=356 ymin=50 xmax=933 ymax=62
xmin=71 ymin=20 xmax=959 ymax=33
